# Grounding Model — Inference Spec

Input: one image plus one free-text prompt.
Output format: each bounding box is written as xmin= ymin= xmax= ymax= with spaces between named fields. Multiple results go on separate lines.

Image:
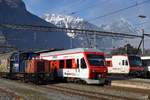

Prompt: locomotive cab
xmin=74 ymin=52 xmax=107 ymax=84
xmin=86 ymin=54 xmax=107 ymax=79
xmin=128 ymin=56 xmax=144 ymax=76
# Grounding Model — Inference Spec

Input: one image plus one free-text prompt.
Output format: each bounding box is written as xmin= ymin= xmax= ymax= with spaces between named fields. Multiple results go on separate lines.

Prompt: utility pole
xmin=34 ymin=32 xmax=37 ymax=42
xmin=70 ymin=37 xmax=73 ymax=48
xmin=142 ymin=29 xmax=144 ymax=55
xmin=125 ymin=41 xmax=128 ymax=54
xmin=94 ymin=33 xmax=97 ymax=49
xmin=138 ymin=15 xmax=146 ymax=55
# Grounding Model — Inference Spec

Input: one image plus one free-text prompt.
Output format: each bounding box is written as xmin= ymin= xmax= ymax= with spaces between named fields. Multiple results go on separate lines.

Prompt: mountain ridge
xmin=0 ymin=0 xmax=70 ymax=53
xmin=43 ymin=14 xmax=142 ymax=50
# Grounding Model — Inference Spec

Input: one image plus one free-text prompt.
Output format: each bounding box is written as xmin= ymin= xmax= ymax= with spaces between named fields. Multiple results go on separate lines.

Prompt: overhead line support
xmin=0 ymin=23 xmax=142 ymax=39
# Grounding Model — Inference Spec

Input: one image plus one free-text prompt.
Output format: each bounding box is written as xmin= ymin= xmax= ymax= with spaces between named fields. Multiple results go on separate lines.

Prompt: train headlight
xmin=98 ymin=74 xmax=102 ymax=79
xmin=92 ymin=70 xmax=95 ymax=72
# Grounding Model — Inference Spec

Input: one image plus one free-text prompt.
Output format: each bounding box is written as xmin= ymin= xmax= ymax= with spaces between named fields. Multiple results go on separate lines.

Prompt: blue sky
xmin=23 ymin=0 xmax=150 ymax=33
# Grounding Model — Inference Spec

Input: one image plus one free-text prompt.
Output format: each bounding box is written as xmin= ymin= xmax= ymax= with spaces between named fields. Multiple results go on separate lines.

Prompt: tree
xmin=111 ymin=43 xmax=142 ymax=55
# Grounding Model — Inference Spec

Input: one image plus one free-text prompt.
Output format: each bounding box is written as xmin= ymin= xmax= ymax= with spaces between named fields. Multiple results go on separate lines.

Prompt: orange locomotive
xmin=0 ymin=52 xmax=53 ymax=84
xmin=26 ymin=59 xmax=54 ymax=83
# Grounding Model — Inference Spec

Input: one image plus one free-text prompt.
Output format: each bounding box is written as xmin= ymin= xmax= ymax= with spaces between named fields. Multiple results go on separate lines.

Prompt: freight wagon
xmin=40 ymin=48 xmax=108 ymax=84
xmin=0 ymin=52 xmax=53 ymax=84
xmin=106 ymin=55 xmax=145 ymax=77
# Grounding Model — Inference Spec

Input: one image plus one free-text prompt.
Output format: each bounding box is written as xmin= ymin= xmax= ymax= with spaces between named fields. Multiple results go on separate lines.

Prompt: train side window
xmin=66 ymin=59 xmax=72 ymax=68
xmin=122 ymin=60 xmax=124 ymax=66
xmin=142 ymin=61 xmax=146 ymax=66
xmin=37 ymin=61 xmax=45 ymax=72
xmin=77 ymin=59 xmax=79 ymax=68
xmin=15 ymin=56 xmax=19 ymax=62
xmin=81 ymin=58 xmax=87 ymax=69
xmin=125 ymin=60 xmax=128 ymax=66
xmin=143 ymin=60 xmax=150 ymax=66
xmin=59 ymin=60 xmax=64 ymax=68
xmin=122 ymin=60 xmax=128 ymax=66
xmin=49 ymin=61 xmax=51 ymax=72
xmin=147 ymin=60 xmax=150 ymax=66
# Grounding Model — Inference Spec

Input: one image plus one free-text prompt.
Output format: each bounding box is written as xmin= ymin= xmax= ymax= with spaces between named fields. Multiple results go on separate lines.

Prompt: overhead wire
xmin=87 ymin=0 xmax=150 ymax=22
xmin=0 ymin=23 xmax=143 ymax=38
xmin=57 ymin=0 xmax=84 ymax=14
xmin=67 ymin=0 xmax=111 ymax=15
xmin=135 ymin=21 xmax=150 ymax=26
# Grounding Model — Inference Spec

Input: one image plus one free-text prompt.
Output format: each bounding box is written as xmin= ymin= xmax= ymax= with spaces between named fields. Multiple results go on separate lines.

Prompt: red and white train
xmin=40 ymin=48 xmax=108 ymax=84
xmin=106 ymin=55 xmax=145 ymax=76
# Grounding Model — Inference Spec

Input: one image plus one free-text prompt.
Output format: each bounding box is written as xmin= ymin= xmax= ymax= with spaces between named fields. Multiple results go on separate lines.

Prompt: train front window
xmin=87 ymin=54 xmax=105 ymax=66
xmin=129 ymin=56 xmax=142 ymax=67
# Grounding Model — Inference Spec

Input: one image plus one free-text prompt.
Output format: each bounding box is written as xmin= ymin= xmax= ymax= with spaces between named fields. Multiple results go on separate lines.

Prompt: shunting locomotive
xmin=0 ymin=52 xmax=53 ymax=84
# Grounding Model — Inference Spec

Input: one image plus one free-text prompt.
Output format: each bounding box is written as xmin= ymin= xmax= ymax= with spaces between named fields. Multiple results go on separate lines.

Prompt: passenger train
xmin=40 ymin=48 xmax=108 ymax=84
xmin=106 ymin=55 xmax=145 ymax=77
xmin=0 ymin=48 xmax=147 ymax=85
xmin=141 ymin=56 xmax=150 ymax=77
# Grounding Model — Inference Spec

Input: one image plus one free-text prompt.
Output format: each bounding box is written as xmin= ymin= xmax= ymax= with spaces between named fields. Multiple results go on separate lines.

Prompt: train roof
xmin=141 ymin=56 xmax=150 ymax=60
xmin=36 ymin=48 xmax=64 ymax=53
xmin=40 ymin=48 xmax=103 ymax=56
xmin=106 ymin=54 xmax=140 ymax=58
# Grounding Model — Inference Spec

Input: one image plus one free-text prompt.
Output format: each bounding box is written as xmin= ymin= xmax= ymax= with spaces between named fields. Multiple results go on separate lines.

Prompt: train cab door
xmin=78 ymin=57 xmax=88 ymax=78
xmin=76 ymin=59 xmax=80 ymax=75
xmin=10 ymin=54 xmax=20 ymax=73
xmin=121 ymin=60 xmax=129 ymax=73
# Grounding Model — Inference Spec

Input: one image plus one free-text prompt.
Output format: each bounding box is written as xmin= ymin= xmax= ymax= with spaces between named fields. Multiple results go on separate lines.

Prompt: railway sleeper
xmin=23 ymin=73 xmax=52 ymax=85
xmin=66 ymin=77 xmax=87 ymax=84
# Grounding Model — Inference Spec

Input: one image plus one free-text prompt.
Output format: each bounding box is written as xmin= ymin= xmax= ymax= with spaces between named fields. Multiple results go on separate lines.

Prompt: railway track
xmin=1 ymin=78 xmax=150 ymax=100
xmin=0 ymin=88 xmax=26 ymax=100
xmin=41 ymin=84 xmax=140 ymax=100
xmin=103 ymin=85 xmax=150 ymax=98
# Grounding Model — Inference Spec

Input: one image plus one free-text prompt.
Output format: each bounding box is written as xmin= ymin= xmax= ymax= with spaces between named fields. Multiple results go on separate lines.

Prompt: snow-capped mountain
xmin=43 ymin=14 xmax=101 ymax=30
xmin=43 ymin=14 xmax=111 ymax=49
xmin=101 ymin=18 xmax=141 ymax=48
xmin=43 ymin=14 xmax=141 ymax=50
xmin=101 ymin=18 xmax=139 ymax=34
xmin=43 ymin=14 xmax=103 ymax=38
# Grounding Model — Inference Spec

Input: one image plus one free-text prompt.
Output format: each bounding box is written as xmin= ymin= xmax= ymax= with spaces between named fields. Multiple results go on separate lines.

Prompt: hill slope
xmin=0 ymin=0 xmax=70 ymax=53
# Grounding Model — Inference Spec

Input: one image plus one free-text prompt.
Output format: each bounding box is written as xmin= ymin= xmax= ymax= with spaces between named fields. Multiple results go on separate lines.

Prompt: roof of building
xmin=141 ymin=56 xmax=150 ymax=59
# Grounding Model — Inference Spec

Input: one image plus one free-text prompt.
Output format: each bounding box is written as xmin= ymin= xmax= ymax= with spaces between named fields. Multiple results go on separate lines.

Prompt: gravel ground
xmin=0 ymin=79 xmax=93 ymax=100
xmin=128 ymin=78 xmax=150 ymax=83
xmin=0 ymin=78 xmax=149 ymax=100
xmin=0 ymin=92 xmax=16 ymax=100
xmin=50 ymin=83 xmax=149 ymax=100
xmin=107 ymin=76 xmax=150 ymax=83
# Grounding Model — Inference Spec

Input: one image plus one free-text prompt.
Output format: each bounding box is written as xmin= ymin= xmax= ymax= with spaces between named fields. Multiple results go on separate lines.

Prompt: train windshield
xmin=86 ymin=54 xmax=105 ymax=66
xmin=129 ymin=56 xmax=142 ymax=67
